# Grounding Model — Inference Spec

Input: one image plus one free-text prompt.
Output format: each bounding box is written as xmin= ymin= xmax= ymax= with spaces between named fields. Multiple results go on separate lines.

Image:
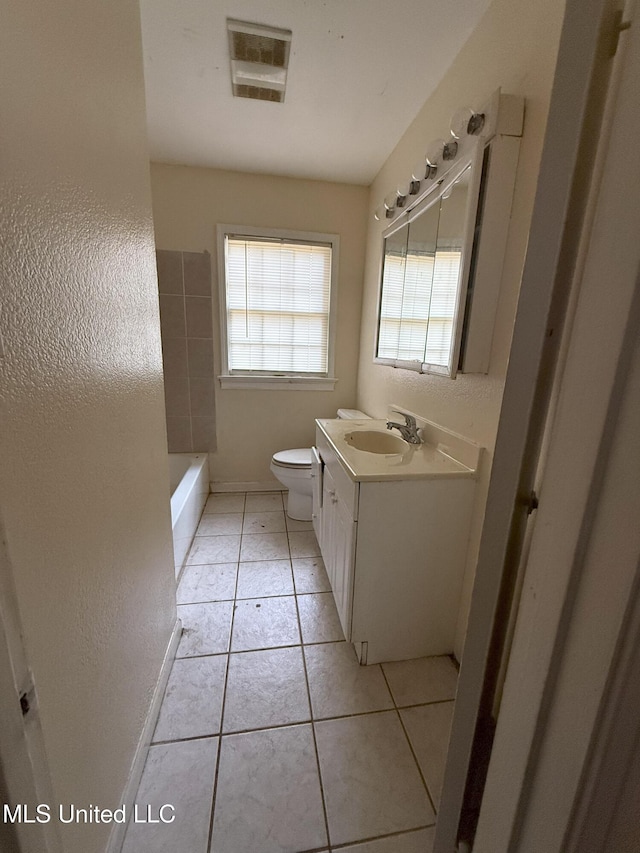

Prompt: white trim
xmin=106 ymin=618 xmax=182 ymax=853
xmin=211 ymin=481 xmax=285 ymax=493
xmin=0 ymin=516 xmax=62 ymax=853
xmin=218 ymin=374 xmax=337 ymax=391
xmin=216 ymin=224 xmax=340 ymax=387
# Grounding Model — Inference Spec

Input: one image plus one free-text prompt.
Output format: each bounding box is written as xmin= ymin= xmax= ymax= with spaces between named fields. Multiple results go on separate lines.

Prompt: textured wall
xmin=157 ymin=250 xmax=216 ymax=451
xmin=150 ymin=165 xmax=369 ymax=486
xmin=0 ymin=2 xmax=177 ymax=851
xmin=357 ymin=0 xmax=566 ymax=657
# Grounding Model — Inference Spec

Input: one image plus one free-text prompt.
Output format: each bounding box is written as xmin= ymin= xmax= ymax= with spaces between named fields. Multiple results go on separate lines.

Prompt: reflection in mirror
xmin=400 ymin=200 xmax=439 ymax=361
xmin=427 ymin=165 xmax=470 ymax=365
xmin=377 ymin=222 xmax=408 ymax=359
xmin=375 ymin=157 xmax=476 ymax=376
xmin=377 ymin=210 xmax=437 ymax=362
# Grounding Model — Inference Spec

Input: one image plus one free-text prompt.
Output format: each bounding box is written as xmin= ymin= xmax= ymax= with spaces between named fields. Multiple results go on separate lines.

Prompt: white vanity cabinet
xmin=314 ymin=421 xmax=477 ymax=665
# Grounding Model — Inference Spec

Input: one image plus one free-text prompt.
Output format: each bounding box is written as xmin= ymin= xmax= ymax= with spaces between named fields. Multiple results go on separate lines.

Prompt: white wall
xmin=150 ymin=164 xmax=369 ymax=486
xmin=0 ymin=2 xmax=176 ymax=852
xmin=357 ymin=0 xmax=566 ymax=656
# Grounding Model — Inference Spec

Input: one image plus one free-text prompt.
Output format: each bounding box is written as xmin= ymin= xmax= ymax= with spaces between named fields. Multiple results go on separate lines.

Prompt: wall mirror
xmin=374 ymin=91 xmax=524 ymax=378
xmin=375 ymin=148 xmax=482 ymax=377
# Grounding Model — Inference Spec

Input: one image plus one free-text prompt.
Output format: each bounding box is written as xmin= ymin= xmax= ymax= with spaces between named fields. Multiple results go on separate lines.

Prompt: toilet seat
xmin=271 ymin=410 xmax=369 ymax=521
xmin=271 ymin=448 xmax=312 ymax=469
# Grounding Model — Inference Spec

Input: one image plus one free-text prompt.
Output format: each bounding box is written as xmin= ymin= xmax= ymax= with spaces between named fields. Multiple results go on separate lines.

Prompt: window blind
xmin=225 ymin=236 xmax=333 ymax=375
xmin=377 ymin=246 xmax=461 ymax=366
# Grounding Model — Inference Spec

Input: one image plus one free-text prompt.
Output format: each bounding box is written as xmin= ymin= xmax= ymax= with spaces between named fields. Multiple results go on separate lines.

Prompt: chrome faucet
xmin=386 ymin=411 xmax=422 ymax=444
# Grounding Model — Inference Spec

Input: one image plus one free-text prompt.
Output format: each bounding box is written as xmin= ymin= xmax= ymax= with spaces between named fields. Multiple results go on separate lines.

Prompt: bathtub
xmin=169 ymin=453 xmax=209 ymax=579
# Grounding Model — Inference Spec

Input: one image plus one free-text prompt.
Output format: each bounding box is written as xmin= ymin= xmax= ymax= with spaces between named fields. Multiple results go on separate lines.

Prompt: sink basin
xmin=344 ymin=430 xmax=409 ymax=454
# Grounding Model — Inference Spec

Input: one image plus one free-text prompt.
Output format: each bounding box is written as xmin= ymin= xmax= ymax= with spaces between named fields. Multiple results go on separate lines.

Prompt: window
xmin=217 ymin=225 xmax=339 ymax=389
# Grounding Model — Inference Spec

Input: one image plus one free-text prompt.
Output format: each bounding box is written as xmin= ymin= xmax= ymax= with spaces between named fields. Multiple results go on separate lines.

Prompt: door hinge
xmin=610 ymin=9 xmax=632 ymax=57
xmin=519 ymin=490 xmax=539 ymax=515
xmin=20 ymin=691 xmax=31 ymax=716
xmin=19 ymin=674 xmax=37 ymax=717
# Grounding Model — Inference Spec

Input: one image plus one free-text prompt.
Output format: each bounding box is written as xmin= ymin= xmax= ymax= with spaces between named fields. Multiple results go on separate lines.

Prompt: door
xmin=0 ymin=517 xmax=61 ymax=853
xmin=472 ymin=3 xmax=640 ymax=847
xmin=434 ymin=0 xmax=635 ymax=849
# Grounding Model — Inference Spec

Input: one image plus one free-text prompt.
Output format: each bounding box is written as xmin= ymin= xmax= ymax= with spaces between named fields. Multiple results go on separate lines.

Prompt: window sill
xmin=218 ymin=375 xmax=337 ymax=391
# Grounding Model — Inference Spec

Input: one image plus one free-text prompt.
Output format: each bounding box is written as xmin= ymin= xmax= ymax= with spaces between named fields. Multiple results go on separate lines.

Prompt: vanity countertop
xmin=316 ymin=418 xmax=480 ymax=482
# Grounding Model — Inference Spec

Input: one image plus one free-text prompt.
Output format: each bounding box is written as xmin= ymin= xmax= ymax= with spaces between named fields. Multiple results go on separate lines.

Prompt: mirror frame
xmin=373 ymin=90 xmax=524 ymax=378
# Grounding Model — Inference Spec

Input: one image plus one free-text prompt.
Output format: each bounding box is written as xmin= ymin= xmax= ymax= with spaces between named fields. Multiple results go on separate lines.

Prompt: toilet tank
xmin=336 ymin=408 xmax=370 ymax=420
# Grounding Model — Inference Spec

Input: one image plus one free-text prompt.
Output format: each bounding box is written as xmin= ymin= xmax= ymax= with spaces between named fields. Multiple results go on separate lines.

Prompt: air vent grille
xmin=234 ymin=84 xmax=283 ymax=103
xmin=231 ymin=32 xmax=287 ymax=68
xmin=227 ymin=19 xmax=291 ymax=103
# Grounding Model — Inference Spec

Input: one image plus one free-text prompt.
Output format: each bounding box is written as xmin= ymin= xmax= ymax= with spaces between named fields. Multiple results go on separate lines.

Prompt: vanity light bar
xmin=374 ymin=106 xmax=485 ymax=221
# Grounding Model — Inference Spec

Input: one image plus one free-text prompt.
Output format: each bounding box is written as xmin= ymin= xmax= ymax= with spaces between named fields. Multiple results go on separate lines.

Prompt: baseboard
xmin=211 ymin=481 xmax=285 ymax=493
xmin=106 ymin=618 xmax=182 ymax=853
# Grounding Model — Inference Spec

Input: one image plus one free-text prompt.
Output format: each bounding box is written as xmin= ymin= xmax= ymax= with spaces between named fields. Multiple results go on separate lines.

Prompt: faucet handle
xmin=390 ymin=410 xmax=416 ymax=427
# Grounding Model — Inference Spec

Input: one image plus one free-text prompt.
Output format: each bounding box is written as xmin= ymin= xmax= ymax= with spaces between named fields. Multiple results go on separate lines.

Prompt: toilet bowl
xmin=271 ymin=409 xmax=370 ymax=521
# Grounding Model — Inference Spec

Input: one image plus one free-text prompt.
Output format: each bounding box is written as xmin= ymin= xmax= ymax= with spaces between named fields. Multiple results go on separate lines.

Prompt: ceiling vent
xmin=227 ymin=19 xmax=292 ymax=103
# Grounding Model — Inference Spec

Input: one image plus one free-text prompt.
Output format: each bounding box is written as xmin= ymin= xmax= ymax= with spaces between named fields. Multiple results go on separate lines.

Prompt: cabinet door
xmin=311 ymin=446 xmax=323 ymax=544
xmin=321 ymin=466 xmax=336 ymax=587
xmin=318 ymin=465 xmax=356 ymax=640
xmin=332 ymin=493 xmax=356 ymax=640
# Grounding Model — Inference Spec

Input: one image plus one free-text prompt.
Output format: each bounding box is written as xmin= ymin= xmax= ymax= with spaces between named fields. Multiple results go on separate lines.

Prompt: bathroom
xmin=150 ymin=0 xmax=556 ymax=661
xmin=5 ymin=0 xmax=638 ymax=852
xmin=135 ymin=0 xmax=558 ymax=845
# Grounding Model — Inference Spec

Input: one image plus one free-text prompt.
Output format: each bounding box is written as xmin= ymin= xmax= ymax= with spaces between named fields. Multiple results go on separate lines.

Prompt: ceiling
xmin=139 ymin=0 xmax=491 ymax=186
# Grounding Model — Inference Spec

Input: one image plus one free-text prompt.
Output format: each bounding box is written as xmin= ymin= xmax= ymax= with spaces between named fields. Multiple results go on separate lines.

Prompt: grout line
xmin=205 ymin=532 xmax=241 ymax=853
xmin=217 ymin=717 xmax=313 ymax=739
xmin=155 ymin=701 xmax=448 ymax=746
xmin=329 ymin=824 xmax=437 ymax=850
xmin=311 ymin=706 xmax=400 ymax=724
xmin=173 ymin=636 xmax=346 ymax=662
xmin=296 ymin=595 xmax=332 ymax=851
xmin=178 ymin=589 xmax=334 ymax=607
xmin=152 ymin=681 xmax=452 ymax=747
xmin=180 ymin=591 xmax=295 ymax=605
xmin=151 ymin=732 xmax=221 ymax=747
xmin=178 ymin=590 xmax=332 ymax=607
xmin=289 ymin=515 xmax=333 ymax=849
xmin=379 ymin=665 xmax=438 ymax=816
xmin=396 ymin=697 xmax=457 ymax=711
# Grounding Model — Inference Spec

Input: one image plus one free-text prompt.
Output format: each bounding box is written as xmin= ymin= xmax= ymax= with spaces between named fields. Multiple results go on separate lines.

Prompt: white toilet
xmin=270 ymin=408 xmax=370 ymax=520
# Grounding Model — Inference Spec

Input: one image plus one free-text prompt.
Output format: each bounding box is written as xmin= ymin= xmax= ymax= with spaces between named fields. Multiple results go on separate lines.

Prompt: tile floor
xmin=122 ymin=491 xmax=458 ymax=853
